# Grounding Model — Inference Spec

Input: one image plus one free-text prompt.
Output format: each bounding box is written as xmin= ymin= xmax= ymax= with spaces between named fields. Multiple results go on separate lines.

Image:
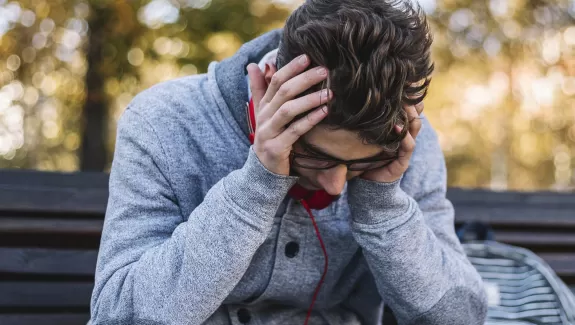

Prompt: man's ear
xmin=264 ymin=63 xmax=278 ymax=86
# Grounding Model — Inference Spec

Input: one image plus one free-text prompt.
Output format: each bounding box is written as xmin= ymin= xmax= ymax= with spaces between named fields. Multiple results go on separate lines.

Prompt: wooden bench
xmin=450 ymin=188 xmax=575 ymax=289
xmin=1 ymin=170 xmax=574 ymax=325
xmin=0 ymin=170 xmax=105 ymax=325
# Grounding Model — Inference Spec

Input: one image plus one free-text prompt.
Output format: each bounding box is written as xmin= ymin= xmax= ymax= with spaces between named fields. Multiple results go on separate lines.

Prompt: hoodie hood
xmin=214 ymin=29 xmax=283 ymax=139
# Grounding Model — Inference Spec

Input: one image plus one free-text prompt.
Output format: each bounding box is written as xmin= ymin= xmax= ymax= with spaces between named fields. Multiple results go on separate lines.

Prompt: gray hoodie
xmin=90 ymin=30 xmax=487 ymax=325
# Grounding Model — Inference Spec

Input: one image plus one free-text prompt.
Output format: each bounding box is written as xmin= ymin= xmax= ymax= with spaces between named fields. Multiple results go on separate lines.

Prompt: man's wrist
xmin=223 ymin=147 xmax=297 ymax=218
xmin=347 ymin=177 xmax=412 ymax=225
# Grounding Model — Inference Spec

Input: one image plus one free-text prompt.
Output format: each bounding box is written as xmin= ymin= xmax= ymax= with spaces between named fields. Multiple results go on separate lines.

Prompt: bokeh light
xmin=0 ymin=0 xmax=573 ymax=191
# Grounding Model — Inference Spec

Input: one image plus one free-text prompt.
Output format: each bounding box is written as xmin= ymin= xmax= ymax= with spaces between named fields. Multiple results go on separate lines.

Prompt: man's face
xmin=292 ymin=125 xmax=387 ymax=196
xmin=261 ymin=62 xmax=392 ymax=195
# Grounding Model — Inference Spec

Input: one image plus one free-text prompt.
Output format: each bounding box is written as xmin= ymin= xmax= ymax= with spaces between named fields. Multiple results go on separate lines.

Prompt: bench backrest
xmin=0 ymin=170 xmax=573 ymax=325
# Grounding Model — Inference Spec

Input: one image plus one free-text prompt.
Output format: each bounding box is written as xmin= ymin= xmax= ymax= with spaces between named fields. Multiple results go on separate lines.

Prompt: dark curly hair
xmin=277 ymin=0 xmax=434 ymax=152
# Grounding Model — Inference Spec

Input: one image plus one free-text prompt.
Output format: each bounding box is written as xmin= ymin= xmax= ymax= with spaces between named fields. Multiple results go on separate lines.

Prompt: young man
xmin=90 ymin=1 xmax=487 ymax=324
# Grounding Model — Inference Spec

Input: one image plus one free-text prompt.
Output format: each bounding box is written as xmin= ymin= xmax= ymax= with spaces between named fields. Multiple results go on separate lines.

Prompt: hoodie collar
xmin=213 ymin=29 xmax=282 ymax=139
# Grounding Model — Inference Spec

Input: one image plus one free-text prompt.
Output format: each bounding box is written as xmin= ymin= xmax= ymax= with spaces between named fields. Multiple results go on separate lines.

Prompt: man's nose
xmin=317 ymin=165 xmax=348 ymax=196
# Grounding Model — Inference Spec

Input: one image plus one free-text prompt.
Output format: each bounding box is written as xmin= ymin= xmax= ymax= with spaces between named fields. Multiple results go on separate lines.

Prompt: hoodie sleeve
xmin=347 ymin=117 xmax=487 ymax=325
xmin=90 ymin=107 xmax=297 ymax=324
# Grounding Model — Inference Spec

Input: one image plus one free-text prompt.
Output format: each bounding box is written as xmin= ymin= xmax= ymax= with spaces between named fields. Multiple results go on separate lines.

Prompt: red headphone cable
xmin=300 ymin=200 xmax=329 ymax=325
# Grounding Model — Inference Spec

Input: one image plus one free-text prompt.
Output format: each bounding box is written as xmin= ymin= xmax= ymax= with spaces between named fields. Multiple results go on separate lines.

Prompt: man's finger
xmin=275 ymin=106 xmax=328 ymax=147
xmin=415 ymin=102 xmax=424 ymax=115
xmin=265 ymin=88 xmax=332 ymax=136
xmin=379 ymin=133 xmax=415 ymax=179
xmin=394 ymin=133 xmax=416 ymax=170
xmin=410 ymin=117 xmax=423 ymax=139
xmin=247 ymin=63 xmax=266 ymax=111
xmin=261 ymin=54 xmax=310 ymax=105
xmin=405 ymin=105 xmax=422 ymax=138
xmin=403 ymin=101 xmax=424 ymax=115
xmin=265 ymin=66 xmax=328 ymax=117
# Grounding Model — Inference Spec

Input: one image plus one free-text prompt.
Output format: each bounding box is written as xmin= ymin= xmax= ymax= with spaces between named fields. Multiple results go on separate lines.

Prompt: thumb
xmin=247 ymin=63 xmax=266 ymax=109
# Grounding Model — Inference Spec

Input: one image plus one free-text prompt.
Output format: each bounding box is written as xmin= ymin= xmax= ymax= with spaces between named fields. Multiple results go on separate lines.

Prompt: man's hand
xmin=361 ymin=102 xmax=425 ymax=183
xmin=247 ymin=55 xmax=332 ymax=176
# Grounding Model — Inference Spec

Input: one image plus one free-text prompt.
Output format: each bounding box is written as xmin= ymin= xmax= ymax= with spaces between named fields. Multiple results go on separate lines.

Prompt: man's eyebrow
xmin=301 ymin=141 xmax=342 ymax=160
xmin=302 ymin=140 xmax=390 ymax=161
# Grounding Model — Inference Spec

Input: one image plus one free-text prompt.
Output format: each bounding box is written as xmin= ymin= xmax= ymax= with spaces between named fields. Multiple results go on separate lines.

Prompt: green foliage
xmin=0 ymin=0 xmax=574 ymax=190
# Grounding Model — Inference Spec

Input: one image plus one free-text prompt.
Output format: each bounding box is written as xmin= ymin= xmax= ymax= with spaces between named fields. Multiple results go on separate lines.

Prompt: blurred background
xmin=0 ymin=0 xmax=574 ymax=191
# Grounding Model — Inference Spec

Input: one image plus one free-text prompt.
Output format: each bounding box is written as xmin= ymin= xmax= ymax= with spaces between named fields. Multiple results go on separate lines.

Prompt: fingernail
xmin=321 ymin=105 xmax=328 ymax=114
xmin=395 ymin=125 xmax=403 ymax=132
xmin=321 ymin=89 xmax=329 ymax=98
xmin=299 ymin=55 xmax=308 ymax=65
xmin=317 ymin=67 xmax=327 ymax=75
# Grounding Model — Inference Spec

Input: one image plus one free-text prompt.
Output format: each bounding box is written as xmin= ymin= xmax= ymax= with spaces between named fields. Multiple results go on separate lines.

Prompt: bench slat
xmin=0 ymin=282 xmax=93 ymax=307
xmin=447 ymin=188 xmax=575 ymax=206
xmin=0 ymin=170 xmax=108 ymax=188
xmin=492 ymin=231 xmax=575 ymax=246
xmin=0 ymin=248 xmax=98 ymax=275
xmin=0 ymin=187 xmax=107 ymax=215
xmin=0 ymin=170 xmax=108 ymax=215
xmin=0 ymin=314 xmax=89 ymax=325
xmin=0 ymin=218 xmax=103 ymax=235
xmin=539 ymin=253 xmax=575 ymax=276
xmin=454 ymin=207 xmax=575 ymax=227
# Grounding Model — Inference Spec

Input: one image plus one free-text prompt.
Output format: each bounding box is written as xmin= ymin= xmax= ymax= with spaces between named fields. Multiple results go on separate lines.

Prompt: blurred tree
xmin=81 ymin=1 xmax=143 ymax=170
xmin=424 ymin=0 xmax=575 ymax=190
xmin=0 ymin=0 xmax=293 ymax=171
xmin=100 ymin=0 xmax=294 ymax=167
xmin=0 ymin=0 xmax=573 ymax=191
xmin=0 ymin=0 xmax=87 ymax=171
xmin=81 ymin=3 xmax=108 ymax=170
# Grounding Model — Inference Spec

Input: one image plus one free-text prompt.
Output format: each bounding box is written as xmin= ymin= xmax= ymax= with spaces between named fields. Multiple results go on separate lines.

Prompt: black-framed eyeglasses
xmin=290 ymin=151 xmax=395 ymax=171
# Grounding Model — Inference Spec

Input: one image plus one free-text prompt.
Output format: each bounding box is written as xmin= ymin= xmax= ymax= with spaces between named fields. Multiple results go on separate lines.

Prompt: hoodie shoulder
xmin=125 ymin=74 xmax=208 ymax=120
